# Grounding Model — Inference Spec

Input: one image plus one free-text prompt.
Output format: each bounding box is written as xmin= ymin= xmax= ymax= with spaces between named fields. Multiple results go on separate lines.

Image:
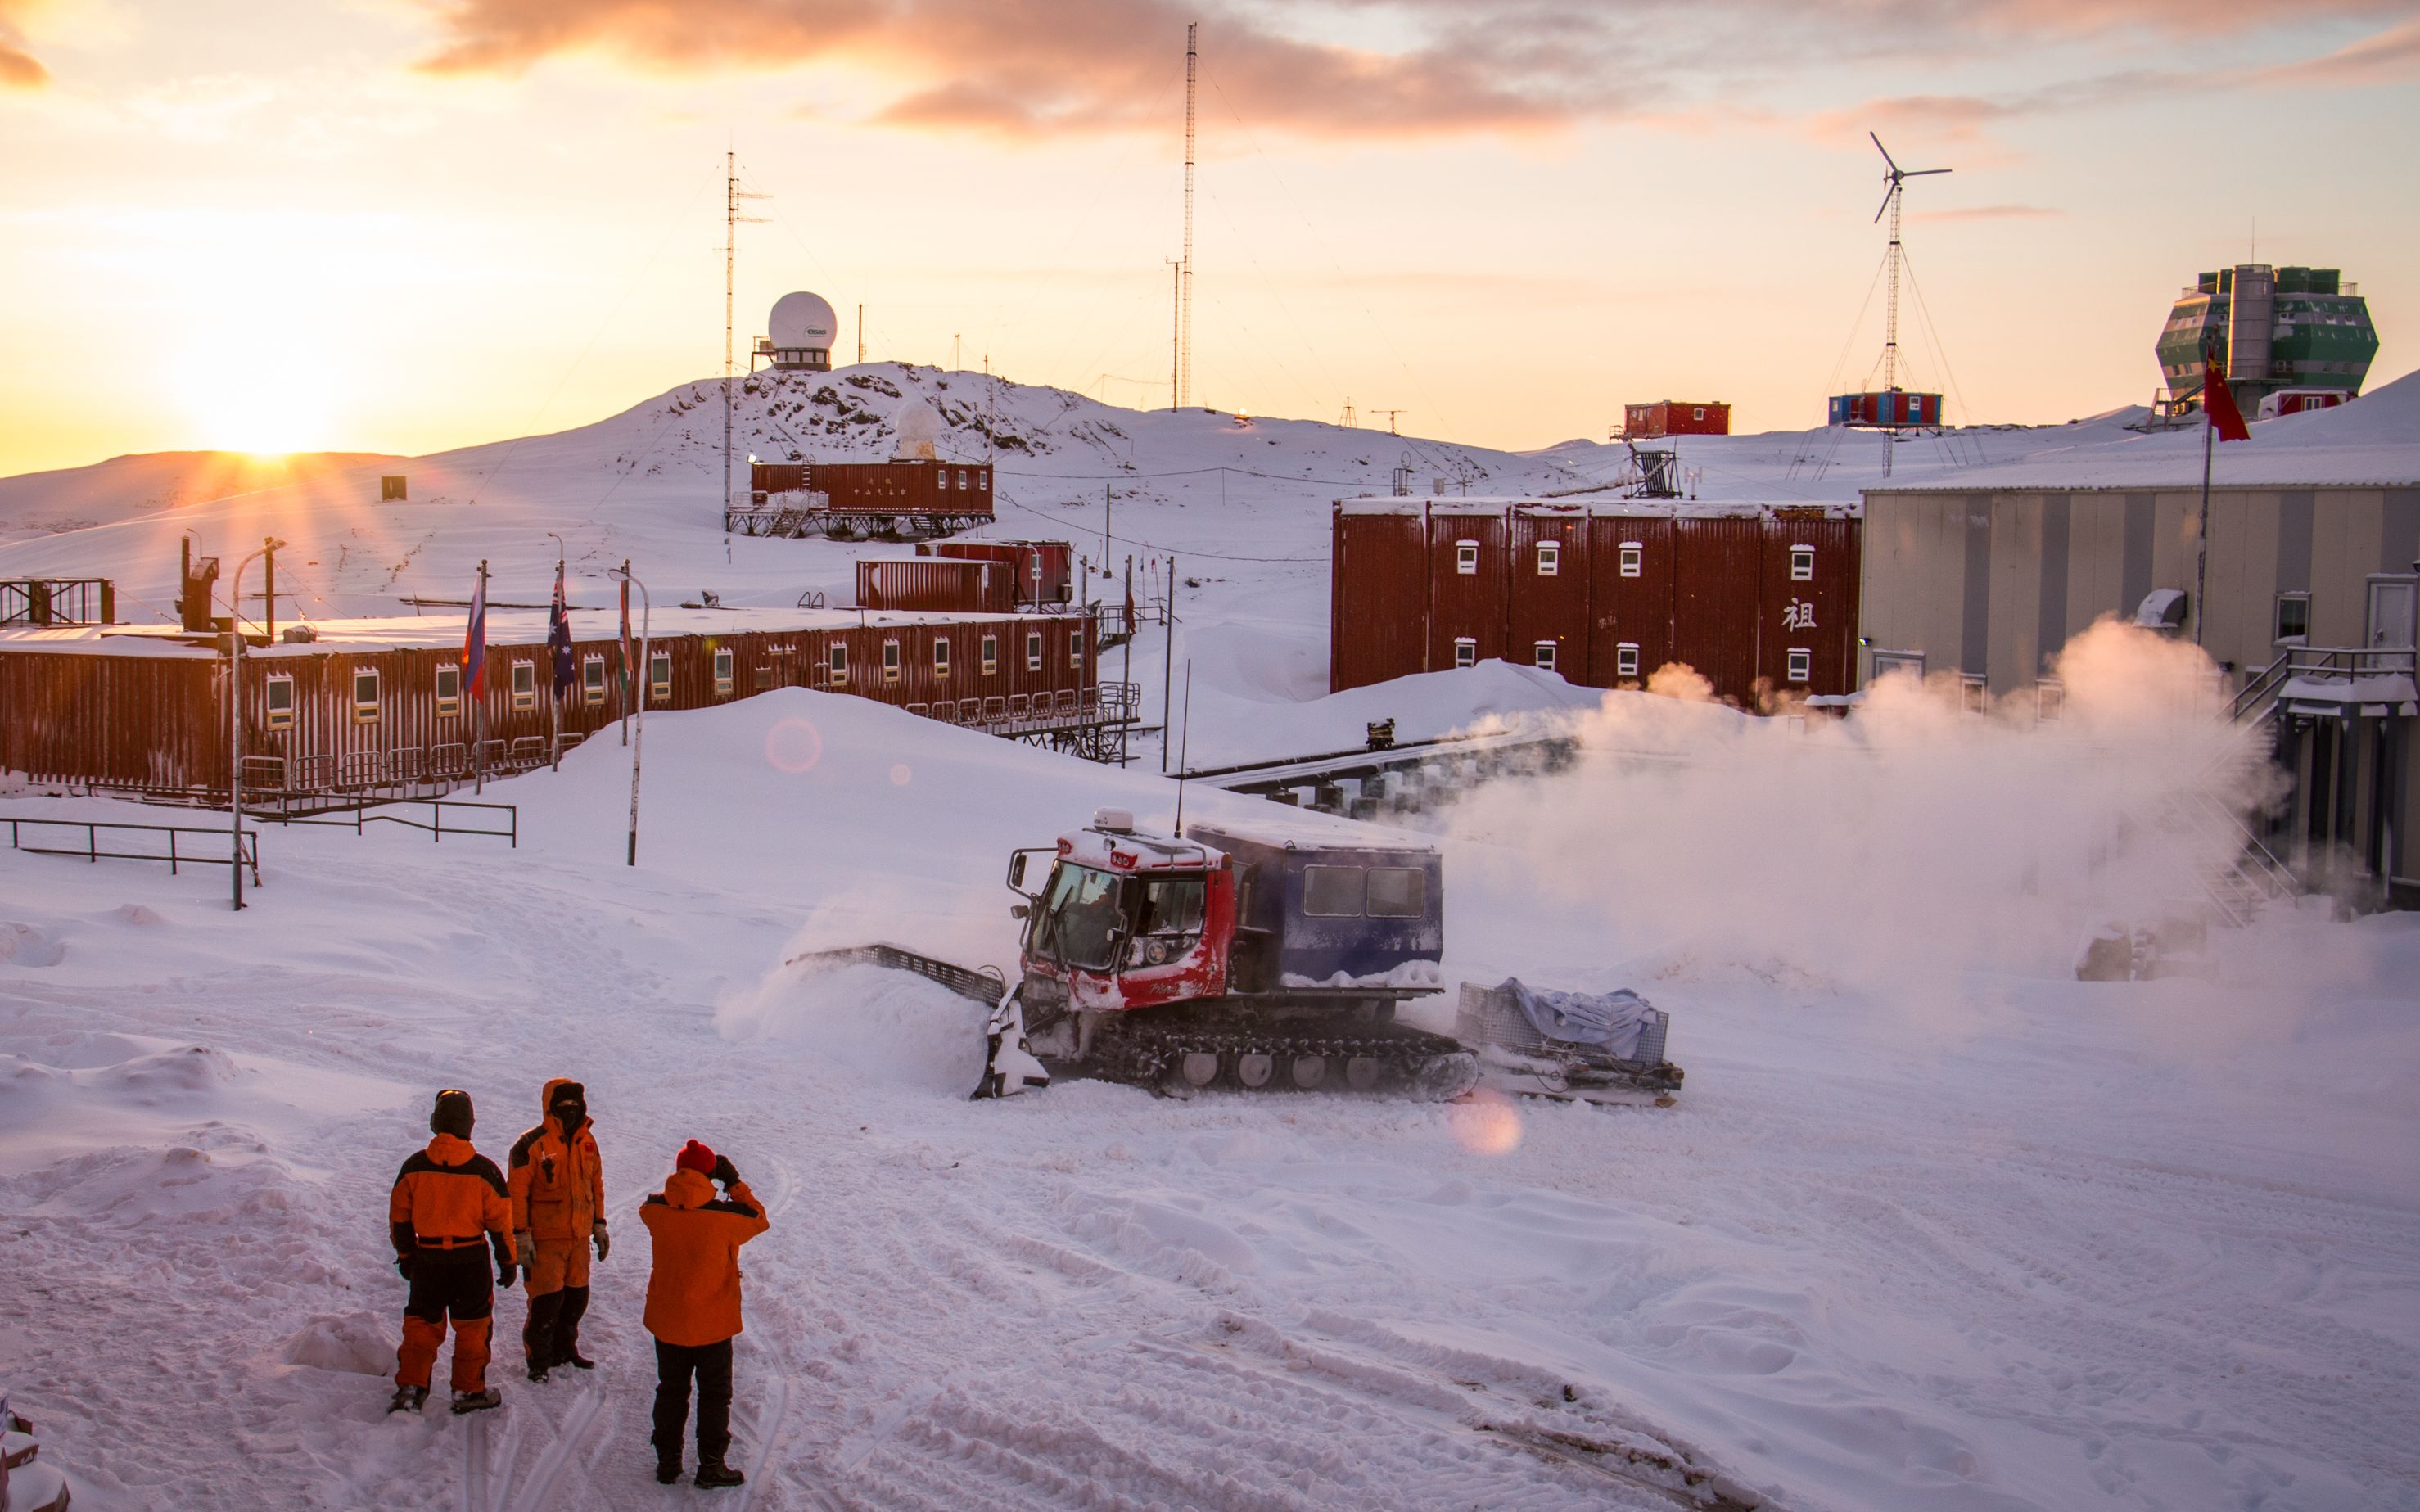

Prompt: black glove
xmin=497 ymin=1257 xmax=514 ymax=1288
xmin=710 ymin=1154 xmax=739 ymax=1187
xmin=395 ymin=1252 xmax=413 ymax=1281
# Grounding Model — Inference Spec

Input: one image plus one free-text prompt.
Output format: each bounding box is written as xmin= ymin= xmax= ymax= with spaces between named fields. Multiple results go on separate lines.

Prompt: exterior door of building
xmin=2367 ymin=575 xmax=2417 ymax=651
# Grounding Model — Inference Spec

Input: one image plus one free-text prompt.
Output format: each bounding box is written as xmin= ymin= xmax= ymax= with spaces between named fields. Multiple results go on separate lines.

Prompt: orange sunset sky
xmin=1 ymin=0 xmax=2413 ymax=472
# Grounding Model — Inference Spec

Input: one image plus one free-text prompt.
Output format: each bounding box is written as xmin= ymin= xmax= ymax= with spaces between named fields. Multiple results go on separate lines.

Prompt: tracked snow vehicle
xmin=987 ymin=809 xmax=1476 ymax=1099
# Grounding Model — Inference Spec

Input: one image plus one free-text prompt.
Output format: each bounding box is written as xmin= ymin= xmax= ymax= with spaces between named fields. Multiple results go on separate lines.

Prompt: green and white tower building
xmin=2156 ymin=264 xmax=2378 ymax=417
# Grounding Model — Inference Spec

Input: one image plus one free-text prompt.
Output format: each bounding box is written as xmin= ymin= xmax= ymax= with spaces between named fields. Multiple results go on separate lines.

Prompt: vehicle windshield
xmin=1036 ymin=864 xmax=1127 ymax=971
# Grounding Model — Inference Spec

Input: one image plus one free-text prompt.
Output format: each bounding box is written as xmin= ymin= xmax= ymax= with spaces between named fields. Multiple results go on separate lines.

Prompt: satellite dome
xmin=765 ymin=292 xmax=838 ymax=371
xmin=891 ymin=398 xmax=941 ymax=461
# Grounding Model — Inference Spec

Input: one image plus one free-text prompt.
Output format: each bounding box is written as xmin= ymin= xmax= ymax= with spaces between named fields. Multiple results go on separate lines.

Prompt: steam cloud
xmin=1443 ymin=620 xmax=2287 ymax=993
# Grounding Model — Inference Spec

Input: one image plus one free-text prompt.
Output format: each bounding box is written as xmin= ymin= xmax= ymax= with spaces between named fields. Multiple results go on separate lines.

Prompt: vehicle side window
xmin=1365 ymin=868 xmax=1424 ymax=918
xmin=1139 ymin=877 xmax=1204 ymax=935
xmin=1303 ymin=865 xmax=1363 ymax=917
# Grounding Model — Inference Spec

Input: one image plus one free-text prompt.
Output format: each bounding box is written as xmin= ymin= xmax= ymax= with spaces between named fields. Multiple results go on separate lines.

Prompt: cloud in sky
xmin=409 ymin=0 xmax=2419 ymax=140
xmin=2 ymin=0 xmax=49 ymax=88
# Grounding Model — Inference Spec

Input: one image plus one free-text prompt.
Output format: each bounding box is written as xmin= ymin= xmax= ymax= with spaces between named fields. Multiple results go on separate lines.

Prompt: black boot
xmin=560 ymin=1347 xmax=595 ymax=1370
xmin=694 ymin=1460 xmax=746 ymax=1489
xmin=450 ymin=1388 xmax=502 ymax=1415
xmin=387 ymin=1384 xmax=429 ymax=1414
xmin=655 ymin=1456 xmax=682 ymax=1486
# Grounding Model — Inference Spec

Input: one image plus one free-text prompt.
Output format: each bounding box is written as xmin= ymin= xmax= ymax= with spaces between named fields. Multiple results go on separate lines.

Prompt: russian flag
xmin=463 ymin=566 xmax=488 ymax=699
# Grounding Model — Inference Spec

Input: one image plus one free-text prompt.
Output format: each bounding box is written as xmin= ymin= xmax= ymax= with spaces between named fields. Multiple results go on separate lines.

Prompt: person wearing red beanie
xmin=640 ymin=1140 xmax=769 ymax=1489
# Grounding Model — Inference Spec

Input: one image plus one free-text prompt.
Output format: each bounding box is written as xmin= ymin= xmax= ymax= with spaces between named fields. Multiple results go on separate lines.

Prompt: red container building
xmin=1622 ymin=401 xmax=1731 ymax=438
xmin=1587 ymin=514 xmax=1675 ymax=686
xmin=1508 ymin=504 xmax=1591 ymax=682
xmin=1756 ymin=511 xmax=1862 ymax=695
xmin=856 ymin=556 xmax=1017 ymax=615
xmin=751 ymin=458 xmax=994 ymax=518
xmin=1330 ymin=499 xmax=1861 ymax=708
xmin=0 ymin=604 xmax=1117 ymax=797
xmin=1330 ymin=503 xmax=1429 ymax=691
xmin=1426 ymin=501 xmax=1510 ymax=672
xmin=1671 ymin=516 xmax=1763 ymax=701
xmin=919 ymin=539 xmax=1076 ymax=607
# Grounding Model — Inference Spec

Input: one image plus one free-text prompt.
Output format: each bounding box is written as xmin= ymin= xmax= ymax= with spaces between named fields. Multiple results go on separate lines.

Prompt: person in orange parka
xmin=508 ymin=1077 xmax=607 ymax=1381
xmin=387 ymin=1089 xmax=515 ymax=1415
xmin=640 ymin=1140 xmax=770 ymax=1489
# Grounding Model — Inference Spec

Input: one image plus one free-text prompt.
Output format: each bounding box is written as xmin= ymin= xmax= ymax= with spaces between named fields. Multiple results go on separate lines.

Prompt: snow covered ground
xmin=3 ymin=684 xmax=2417 ymax=1511
xmin=4 ymin=373 xmax=2418 ymax=1509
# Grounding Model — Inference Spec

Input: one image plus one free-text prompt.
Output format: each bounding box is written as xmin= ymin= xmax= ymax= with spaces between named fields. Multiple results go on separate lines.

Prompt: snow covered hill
xmin=2 ymin=688 xmax=2414 ymax=1510
xmin=0 ymin=449 xmax=399 ymax=546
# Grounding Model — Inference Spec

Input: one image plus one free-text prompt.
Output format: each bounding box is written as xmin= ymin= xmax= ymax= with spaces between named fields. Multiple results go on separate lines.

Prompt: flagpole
xmin=610 ymin=564 xmax=651 ymax=867
xmin=619 ymin=560 xmax=632 ymax=747
xmin=548 ymin=536 xmax=566 ymax=771
xmin=472 ymin=559 xmax=488 ymax=797
xmin=2194 ymin=412 xmax=2214 ymax=649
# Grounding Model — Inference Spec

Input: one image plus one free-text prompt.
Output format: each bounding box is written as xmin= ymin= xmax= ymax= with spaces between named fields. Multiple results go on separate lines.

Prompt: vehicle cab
xmin=1007 ymin=809 xmax=1235 ymax=1013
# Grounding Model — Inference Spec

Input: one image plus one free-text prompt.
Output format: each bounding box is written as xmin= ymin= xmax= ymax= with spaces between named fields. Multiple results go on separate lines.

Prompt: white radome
xmin=769 ymin=291 xmax=838 ymax=352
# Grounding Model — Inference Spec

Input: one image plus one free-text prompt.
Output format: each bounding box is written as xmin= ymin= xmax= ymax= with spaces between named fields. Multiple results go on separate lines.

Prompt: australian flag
xmin=549 ymin=560 xmax=574 ymax=696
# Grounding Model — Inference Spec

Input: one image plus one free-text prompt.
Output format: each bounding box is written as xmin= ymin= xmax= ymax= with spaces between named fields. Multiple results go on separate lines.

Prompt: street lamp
xmin=607 ymin=563 xmax=650 ymax=866
xmin=228 ymin=536 xmax=285 ymax=911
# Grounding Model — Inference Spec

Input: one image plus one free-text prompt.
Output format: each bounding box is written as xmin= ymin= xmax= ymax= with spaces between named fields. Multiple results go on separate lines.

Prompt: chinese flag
xmin=2203 ymin=339 xmax=2251 ymax=443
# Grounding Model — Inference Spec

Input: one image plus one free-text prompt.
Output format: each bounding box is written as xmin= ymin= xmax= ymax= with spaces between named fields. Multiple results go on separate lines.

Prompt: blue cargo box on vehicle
xmin=1186 ymin=822 xmax=1443 ymax=989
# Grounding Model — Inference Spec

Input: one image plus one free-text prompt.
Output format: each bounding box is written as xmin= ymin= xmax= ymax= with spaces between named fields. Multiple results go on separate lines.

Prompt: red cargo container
xmin=1427 ymin=502 xmax=1510 ymax=673
xmin=1509 ymin=504 xmax=1590 ymax=681
xmin=856 ymin=557 xmax=1015 ymax=614
xmin=1672 ymin=516 xmax=1763 ymax=704
xmin=1622 ymin=401 xmax=1731 ymax=439
xmin=1330 ymin=503 xmax=1429 ymax=693
xmin=921 ymin=539 xmax=1075 ymax=607
xmin=1587 ymin=512 xmax=1676 ymax=687
xmin=1757 ymin=512 xmax=1861 ymax=701
xmin=749 ymin=458 xmax=996 ymax=524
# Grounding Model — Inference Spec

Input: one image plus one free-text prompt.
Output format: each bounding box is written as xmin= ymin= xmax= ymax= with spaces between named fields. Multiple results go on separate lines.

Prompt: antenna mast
xmin=1869 ymin=132 xmax=1948 ymax=394
xmin=722 ymin=152 xmax=767 ymax=516
xmin=1181 ymin=21 xmax=1197 ymax=410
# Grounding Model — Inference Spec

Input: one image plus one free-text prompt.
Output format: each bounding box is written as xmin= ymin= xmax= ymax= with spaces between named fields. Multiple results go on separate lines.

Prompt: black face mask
xmin=552 ymin=1099 xmax=588 ymax=1139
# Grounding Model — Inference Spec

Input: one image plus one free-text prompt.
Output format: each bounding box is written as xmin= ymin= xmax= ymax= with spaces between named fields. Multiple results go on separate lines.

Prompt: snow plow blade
xmin=784 ymin=943 xmax=1008 ymax=1008
xmin=783 ymin=944 xmax=1048 ymax=1099
xmin=1456 ymin=981 xmax=1684 ymax=1108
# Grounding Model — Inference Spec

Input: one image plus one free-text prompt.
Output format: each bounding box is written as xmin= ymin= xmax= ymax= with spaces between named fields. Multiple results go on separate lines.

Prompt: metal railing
xmin=2230 ymin=645 xmax=2418 ymax=724
xmin=3 ymin=815 xmax=260 ymax=883
xmin=243 ymin=794 xmax=518 ymax=846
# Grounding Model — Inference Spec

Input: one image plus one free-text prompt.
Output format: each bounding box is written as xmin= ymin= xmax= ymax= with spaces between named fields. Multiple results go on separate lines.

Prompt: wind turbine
xmin=1871 ymin=132 xmax=1949 ymax=393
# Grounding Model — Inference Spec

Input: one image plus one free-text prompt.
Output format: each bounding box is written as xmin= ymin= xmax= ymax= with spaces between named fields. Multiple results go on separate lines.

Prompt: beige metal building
xmin=1858 ymin=402 xmax=2420 ymax=903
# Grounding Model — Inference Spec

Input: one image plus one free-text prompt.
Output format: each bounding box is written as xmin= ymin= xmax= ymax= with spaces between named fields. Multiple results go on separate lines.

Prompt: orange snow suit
xmin=388 ymin=1132 xmax=514 ymax=1392
xmin=639 ymin=1171 xmax=770 ymax=1348
xmin=509 ymin=1077 xmax=605 ymax=1294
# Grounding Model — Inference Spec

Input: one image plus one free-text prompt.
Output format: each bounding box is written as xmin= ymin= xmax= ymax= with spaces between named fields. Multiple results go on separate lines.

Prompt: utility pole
xmin=1122 ymin=554 xmax=1134 ymax=769
xmin=723 ymin=151 xmax=767 ymax=524
xmin=1161 ymin=553 xmax=1178 ymax=773
xmin=856 ymin=302 xmax=865 ymax=365
xmin=1181 ymin=20 xmax=1197 ymax=409
xmin=1103 ymin=484 xmax=1113 ymax=575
